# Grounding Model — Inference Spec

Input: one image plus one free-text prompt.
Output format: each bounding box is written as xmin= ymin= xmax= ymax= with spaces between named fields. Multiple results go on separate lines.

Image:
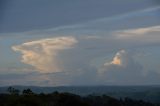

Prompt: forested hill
xmin=0 ymin=86 xmax=160 ymax=103
xmin=0 ymin=88 xmax=159 ymax=106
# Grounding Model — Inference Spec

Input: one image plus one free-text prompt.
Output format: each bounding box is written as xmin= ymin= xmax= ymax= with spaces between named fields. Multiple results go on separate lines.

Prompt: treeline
xmin=0 ymin=87 xmax=159 ymax=106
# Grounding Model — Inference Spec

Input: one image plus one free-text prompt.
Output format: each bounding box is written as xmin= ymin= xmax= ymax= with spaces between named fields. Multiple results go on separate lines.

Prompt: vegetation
xmin=0 ymin=87 xmax=159 ymax=106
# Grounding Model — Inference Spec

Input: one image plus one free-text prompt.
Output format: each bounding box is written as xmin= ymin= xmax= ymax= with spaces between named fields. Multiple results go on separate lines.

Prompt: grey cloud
xmin=0 ymin=0 xmax=157 ymax=33
xmin=98 ymin=50 xmax=160 ymax=85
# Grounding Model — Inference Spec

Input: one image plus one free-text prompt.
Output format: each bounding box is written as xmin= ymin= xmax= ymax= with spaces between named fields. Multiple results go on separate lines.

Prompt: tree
xmin=7 ymin=86 xmax=20 ymax=95
xmin=22 ymin=88 xmax=34 ymax=95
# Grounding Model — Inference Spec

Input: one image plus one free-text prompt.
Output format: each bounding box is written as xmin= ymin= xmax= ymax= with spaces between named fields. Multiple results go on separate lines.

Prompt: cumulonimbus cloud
xmin=98 ymin=50 xmax=144 ymax=85
xmin=103 ymin=50 xmax=132 ymax=67
xmin=12 ymin=36 xmax=77 ymax=73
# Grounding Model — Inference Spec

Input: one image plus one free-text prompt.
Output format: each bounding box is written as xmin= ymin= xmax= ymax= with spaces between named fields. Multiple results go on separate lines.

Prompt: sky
xmin=0 ymin=0 xmax=160 ymax=86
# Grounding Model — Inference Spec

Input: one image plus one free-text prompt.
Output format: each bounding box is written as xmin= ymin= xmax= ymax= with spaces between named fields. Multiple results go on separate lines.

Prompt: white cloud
xmin=98 ymin=50 xmax=144 ymax=85
xmin=104 ymin=50 xmax=127 ymax=66
xmin=12 ymin=36 xmax=77 ymax=73
xmin=104 ymin=50 xmax=133 ymax=67
xmin=114 ymin=26 xmax=160 ymax=43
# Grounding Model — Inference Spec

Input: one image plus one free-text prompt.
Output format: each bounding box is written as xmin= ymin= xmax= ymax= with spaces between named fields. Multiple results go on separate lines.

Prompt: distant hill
xmin=0 ymin=85 xmax=160 ymax=103
xmin=0 ymin=91 xmax=159 ymax=106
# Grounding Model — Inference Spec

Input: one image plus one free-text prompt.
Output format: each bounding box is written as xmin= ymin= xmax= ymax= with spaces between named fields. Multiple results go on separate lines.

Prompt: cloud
xmin=104 ymin=50 xmax=126 ymax=66
xmin=12 ymin=36 xmax=77 ymax=73
xmin=100 ymin=50 xmax=136 ymax=72
xmin=0 ymin=2 xmax=160 ymax=86
xmin=98 ymin=50 xmax=145 ymax=85
xmin=114 ymin=26 xmax=160 ymax=43
xmin=8 ymin=25 xmax=160 ymax=85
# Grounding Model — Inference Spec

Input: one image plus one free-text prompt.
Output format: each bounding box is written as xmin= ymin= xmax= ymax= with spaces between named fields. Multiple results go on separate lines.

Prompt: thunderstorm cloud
xmin=12 ymin=36 xmax=77 ymax=73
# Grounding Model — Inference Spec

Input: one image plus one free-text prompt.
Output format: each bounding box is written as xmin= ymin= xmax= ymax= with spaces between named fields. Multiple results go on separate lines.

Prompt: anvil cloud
xmin=12 ymin=36 xmax=77 ymax=73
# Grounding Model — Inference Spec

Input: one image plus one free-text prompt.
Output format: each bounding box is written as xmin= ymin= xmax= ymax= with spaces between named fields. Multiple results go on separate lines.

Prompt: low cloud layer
xmin=12 ymin=36 xmax=77 ymax=73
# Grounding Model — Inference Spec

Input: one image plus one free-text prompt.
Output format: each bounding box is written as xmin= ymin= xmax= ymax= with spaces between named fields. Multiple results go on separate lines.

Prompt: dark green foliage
xmin=0 ymin=87 xmax=159 ymax=106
